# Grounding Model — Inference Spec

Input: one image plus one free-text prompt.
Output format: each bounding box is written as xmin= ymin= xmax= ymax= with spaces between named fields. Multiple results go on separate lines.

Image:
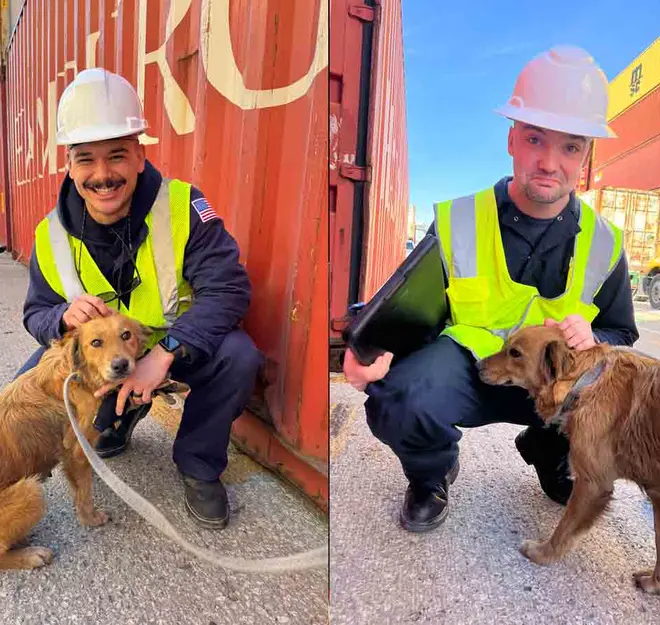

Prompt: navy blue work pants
xmin=365 ymin=335 xmax=565 ymax=489
xmin=15 ymin=329 xmax=263 ymax=481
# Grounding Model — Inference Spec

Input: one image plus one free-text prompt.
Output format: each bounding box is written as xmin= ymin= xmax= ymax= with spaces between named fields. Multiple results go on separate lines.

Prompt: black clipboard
xmin=342 ymin=233 xmax=449 ymax=366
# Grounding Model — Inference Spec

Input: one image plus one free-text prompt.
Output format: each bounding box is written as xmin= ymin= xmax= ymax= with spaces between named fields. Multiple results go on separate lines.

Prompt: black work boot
xmin=180 ymin=472 xmax=229 ymax=530
xmin=515 ymin=426 xmax=573 ymax=505
xmin=95 ymin=403 xmax=151 ymax=459
xmin=400 ymin=461 xmax=460 ymax=533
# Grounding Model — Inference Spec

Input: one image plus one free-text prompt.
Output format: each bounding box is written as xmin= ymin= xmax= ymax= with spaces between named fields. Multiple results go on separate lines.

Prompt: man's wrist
xmin=154 ymin=344 xmax=176 ymax=366
xmin=157 ymin=334 xmax=189 ymax=362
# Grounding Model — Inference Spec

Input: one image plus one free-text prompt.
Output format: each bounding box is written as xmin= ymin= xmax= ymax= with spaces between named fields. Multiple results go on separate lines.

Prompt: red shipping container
xmin=0 ymin=76 xmax=7 ymax=249
xmin=0 ymin=0 xmax=329 ymax=507
xmin=360 ymin=0 xmax=410 ymax=302
xmin=591 ymin=134 xmax=660 ymax=191
xmin=593 ymin=85 xmax=660 ymax=170
xmin=329 ymin=0 xmax=409 ymax=346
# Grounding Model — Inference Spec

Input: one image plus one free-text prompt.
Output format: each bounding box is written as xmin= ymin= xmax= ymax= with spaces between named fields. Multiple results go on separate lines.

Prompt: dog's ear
xmin=70 ymin=333 xmax=82 ymax=369
xmin=60 ymin=328 xmax=83 ymax=369
xmin=541 ymin=340 xmax=575 ymax=383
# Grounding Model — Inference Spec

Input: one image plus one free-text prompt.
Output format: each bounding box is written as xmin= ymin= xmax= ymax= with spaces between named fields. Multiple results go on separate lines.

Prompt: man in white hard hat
xmin=344 ymin=45 xmax=638 ymax=532
xmin=18 ymin=68 xmax=263 ymax=530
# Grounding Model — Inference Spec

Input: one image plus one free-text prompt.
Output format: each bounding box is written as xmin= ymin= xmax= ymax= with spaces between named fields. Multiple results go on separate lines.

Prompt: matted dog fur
xmin=0 ymin=313 xmax=147 ymax=570
xmin=478 ymin=324 xmax=660 ymax=594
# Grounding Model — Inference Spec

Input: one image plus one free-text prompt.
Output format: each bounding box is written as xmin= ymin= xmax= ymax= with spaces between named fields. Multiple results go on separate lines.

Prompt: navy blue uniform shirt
xmin=23 ymin=160 xmax=252 ymax=363
xmin=432 ymin=177 xmax=638 ymax=346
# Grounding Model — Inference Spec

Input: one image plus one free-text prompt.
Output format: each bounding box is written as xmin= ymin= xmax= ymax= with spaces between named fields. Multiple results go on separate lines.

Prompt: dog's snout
xmin=110 ymin=357 xmax=130 ymax=376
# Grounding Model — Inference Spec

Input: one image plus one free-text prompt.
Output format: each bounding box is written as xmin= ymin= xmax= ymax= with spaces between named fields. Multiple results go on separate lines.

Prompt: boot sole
xmin=95 ymin=411 xmax=149 ymax=459
xmin=184 ymin=496 xmax=229 ymax=530
xmin=399 ymin=460 xmax=460 ymax=533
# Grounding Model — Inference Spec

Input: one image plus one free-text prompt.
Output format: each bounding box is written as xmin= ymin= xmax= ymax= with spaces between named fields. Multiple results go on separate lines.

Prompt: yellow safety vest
xmin=434 ymin=186 xmax=623 ymax=360
xmin=34 ymin=177 xmax=194 ymax=348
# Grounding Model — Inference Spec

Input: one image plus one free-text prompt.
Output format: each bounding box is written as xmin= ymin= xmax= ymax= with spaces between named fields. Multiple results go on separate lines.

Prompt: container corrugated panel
xmin=591 ymin=134 xmax=660 ymax=192
xmin=2 ymin=0 xmax=328 ymax=500
xmin=360 ymin=0 xmax=409 ymax=301
xmin=579 ymin=187 xmax=660 ymax=272
xmin=329 ymin=0 xmax=366 ymax=337
xmin=593 ymin=85 xmax=660 ymax=169
xmin=608 ymin=36 xmax=660 ymax=121
xmin=0 ymin=77 xmax=7 ymax=248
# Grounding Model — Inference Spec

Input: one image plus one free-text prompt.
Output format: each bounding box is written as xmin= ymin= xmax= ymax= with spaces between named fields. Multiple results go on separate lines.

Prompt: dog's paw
xmin=633 ymin=569 xmax=660 ymax=594
xmin=519 ymin=539 xmax=554 ymax=565
xmin=19 ymin=546 xmax=54 ymax=569
xmin=79 ymin=508 xmax=110 ymax=527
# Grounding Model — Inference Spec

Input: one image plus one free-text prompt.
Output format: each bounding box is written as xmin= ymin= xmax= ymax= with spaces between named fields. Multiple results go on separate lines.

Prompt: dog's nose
xmin=110 ymin=357 xmax=130 ymax=376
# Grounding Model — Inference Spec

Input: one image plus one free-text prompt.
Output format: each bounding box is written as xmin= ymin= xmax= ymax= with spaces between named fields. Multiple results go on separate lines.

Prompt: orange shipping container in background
xmin=329 ymin=0 xmax=409 ymax=356
xmin=592 ymin=85 xmax=660 ymax=175
xmin=0 ymin=0 xmax=328 ymax=507
xmin=591 ymin=134 xmax=660 ymax=191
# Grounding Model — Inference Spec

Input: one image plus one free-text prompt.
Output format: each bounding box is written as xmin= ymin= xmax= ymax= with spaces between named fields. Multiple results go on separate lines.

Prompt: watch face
xmin=161 ymin=335 xmax=180 ymax=351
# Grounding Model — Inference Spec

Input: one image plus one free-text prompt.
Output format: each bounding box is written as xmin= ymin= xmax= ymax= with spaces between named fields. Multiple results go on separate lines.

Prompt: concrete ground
xmin=0 ymin=253 xmax=328 ymax=625
xmin=330 ymin=301 xmax=660 ymax=625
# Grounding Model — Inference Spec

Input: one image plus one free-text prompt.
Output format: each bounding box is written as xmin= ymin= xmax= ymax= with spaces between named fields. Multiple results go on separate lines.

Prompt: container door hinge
xmin=348 ymin=4 xmax=376 ymax=22
xmin=339 ymin=164 xmax=370 ymax=182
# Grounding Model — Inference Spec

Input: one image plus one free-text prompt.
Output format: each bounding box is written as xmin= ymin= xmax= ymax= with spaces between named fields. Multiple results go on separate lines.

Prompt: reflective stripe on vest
xmin=450 ymin=195 xmax=477 ymax=278
xmin=582 ymin=215 xmax=620 ymax=305
xmin=46 ymin=210 xmax=85 ymax=301
xmin=149 ymin=181 xmax=179 ymax=325
xmin=44 ymin=178 xmax=181 ymax=325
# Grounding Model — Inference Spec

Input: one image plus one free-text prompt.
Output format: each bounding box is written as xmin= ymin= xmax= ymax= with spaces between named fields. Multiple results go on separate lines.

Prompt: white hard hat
xmin=56 ymin=68 xmax=148 ymax=146
xmin=495 ymin=45 xmax=616 ymax=139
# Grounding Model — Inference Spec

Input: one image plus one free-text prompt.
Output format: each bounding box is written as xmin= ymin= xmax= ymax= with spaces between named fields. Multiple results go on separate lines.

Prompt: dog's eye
xmin=91 ymin=339 xmax=103 ymax=348
xmin=121 ymin=331 xmax=132 ymax=341
xmin=509 ymin=348 xmax=522 ymax=358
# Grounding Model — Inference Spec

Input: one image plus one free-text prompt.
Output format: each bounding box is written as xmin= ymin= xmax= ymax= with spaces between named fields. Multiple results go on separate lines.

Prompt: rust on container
xmin=329 ymin=0 xmax=409 ymax=340
xmin=0 ymin=0 xmax=329 ymax=506
xmin=591 ymin=134 xmax=660 ymax=192
xmin=579 ymin=187 xmax=660 ymax=273
xmin=593 ymin=85 xmax=660 ymax=171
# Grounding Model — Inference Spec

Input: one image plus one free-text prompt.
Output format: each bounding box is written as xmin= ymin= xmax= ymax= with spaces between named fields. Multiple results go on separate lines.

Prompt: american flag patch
xmin=192 ymin=197 xmax=218 ymax=223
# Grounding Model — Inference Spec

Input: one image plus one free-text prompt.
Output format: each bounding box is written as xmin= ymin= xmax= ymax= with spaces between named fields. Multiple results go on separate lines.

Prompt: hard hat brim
xmin=56 ymin=122 xmax=149 ymax=147
xmin=495 ymin=104 xmax=617 ymax=139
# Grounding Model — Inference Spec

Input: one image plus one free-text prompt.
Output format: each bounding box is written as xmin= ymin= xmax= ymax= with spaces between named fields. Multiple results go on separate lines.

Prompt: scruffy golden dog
xmin=0 ymin=313 xmax=147 ymax=570
xmin=478 ymin=324 xmax=660 ymax=594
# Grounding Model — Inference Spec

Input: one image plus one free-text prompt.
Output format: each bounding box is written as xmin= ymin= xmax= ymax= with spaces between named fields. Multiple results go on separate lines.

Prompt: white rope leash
xmin=63 ymin=373 xmax=328 ymax=574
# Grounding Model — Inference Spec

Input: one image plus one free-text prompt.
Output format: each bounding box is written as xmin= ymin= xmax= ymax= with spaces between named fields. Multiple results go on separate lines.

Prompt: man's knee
xmin=366 ymin=377 xmax=462 ymax=453
xmin=364 ymin=337 xmax=480 ymax=450
xmin=215 ymin=330 xmax=263 ymax=382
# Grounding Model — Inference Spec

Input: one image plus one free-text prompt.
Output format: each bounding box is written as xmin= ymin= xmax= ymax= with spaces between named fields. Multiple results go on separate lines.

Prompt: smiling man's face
xmin=67 ymin=136 xmax=146 ymax=225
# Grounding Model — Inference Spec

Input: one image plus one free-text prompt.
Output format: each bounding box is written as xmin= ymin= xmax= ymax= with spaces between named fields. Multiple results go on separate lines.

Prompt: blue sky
xmin=402 ymin=0 xmax=660 ymax=229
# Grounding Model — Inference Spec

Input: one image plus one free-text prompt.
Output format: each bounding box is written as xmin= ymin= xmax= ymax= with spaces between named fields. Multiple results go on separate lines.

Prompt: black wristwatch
xmin=158 ymin=334 xmax=188 ymax=361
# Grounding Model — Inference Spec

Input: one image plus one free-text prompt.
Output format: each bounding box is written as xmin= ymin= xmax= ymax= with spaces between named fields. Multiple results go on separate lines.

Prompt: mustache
xmin=83 ymin=177 xmax=126 ymax=191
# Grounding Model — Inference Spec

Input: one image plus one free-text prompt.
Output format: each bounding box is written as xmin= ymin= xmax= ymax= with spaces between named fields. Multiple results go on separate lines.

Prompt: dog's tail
xmin=0 ymin=477 xmax=44 ymax=550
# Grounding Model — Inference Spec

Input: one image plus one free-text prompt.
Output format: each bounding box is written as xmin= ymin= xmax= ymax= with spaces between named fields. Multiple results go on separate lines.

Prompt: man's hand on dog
xmin=544 ymin=315 xmax=596 ymax=351
xmin=343 ymin=349 xmax=393 ymax=392
xmin=62 ymin=295 xmax=114 ymax=330
xmin=95 ymin=346 xmax=174 ymax=415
